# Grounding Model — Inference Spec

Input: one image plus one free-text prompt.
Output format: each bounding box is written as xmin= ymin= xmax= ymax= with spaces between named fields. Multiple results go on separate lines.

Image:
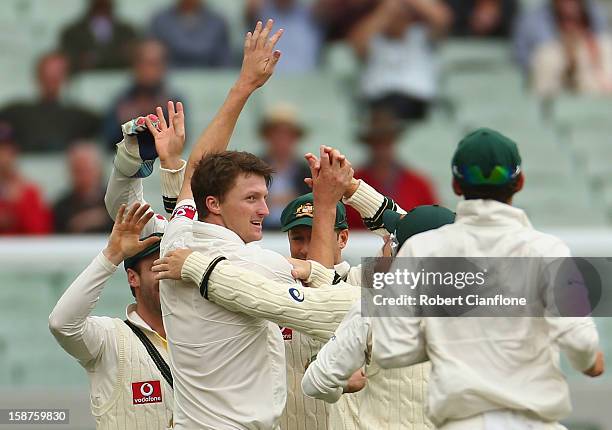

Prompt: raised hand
xmin=305 ymin=148 xmax=359 ymax=198
xmin=310 ymin=146 xmax=354 ymax=206
xmin=103 ymin=203 xmax=160 ymax=265
xmin=152 ymin=248 xmax=194 ymax=281
xmin=237 ymin=19 xmax=284 ymax=92
xmin=145 ymin=101 xmax=185 ymax=170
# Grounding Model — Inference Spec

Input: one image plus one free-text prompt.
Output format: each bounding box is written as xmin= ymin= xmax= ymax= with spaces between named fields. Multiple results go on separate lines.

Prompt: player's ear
xmin=515 ymin=172 xmax=524 ymax=193
xmin=205 ymin=196 xmax=221 ymax=215
xmin=337 ymin=229 xmax=349 ymax=250
xmin=452 ymin=178 xmax=463 ymax=197
xmin=127 ymin=268 xmax=141 ymax=289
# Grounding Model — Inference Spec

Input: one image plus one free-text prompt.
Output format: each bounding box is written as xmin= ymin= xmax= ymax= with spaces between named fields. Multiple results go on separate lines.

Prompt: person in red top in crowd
xmin=0 ymin=122 xmax=52 ymax=235
xmin=347 ymin=109 xmax=438 ymax=229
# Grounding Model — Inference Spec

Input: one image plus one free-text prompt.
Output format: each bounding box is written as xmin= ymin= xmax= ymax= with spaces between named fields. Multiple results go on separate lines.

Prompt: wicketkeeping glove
xmin=113 ymin=114 xmax=161 ymax=178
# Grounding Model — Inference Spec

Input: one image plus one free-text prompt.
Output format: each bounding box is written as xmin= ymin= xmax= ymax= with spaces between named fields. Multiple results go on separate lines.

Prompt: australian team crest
xmin=295 ymin=202 xmax=314 ymax=218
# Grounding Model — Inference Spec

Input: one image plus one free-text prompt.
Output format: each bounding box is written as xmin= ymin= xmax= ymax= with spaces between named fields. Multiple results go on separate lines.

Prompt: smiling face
xmin=215 ymin=173 xmax=270 ymax=243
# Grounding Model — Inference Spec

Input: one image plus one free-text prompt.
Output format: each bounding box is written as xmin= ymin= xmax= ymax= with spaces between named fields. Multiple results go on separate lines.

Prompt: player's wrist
xmin=232 ymin=79 xmax=256 ymax=98
xmin=344 ymin=179 xmax=360 ymax=199
xmin=103 ymin=246 xmax=125 ymax=266
xmin=160 ymin=156 xmax=183 ymax=171
xmin=313 ymin=195 xmax=341 ymax=210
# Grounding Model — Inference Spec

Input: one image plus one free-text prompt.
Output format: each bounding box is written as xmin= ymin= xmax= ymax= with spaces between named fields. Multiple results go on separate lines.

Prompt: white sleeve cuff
xmin=307 ymin=260 xmax=336 ymax=288
xmin=342 ymin=180 xmax=385 ymax=219
xmin=96 ymin=252 xmax=120 ymax=273
xmin=160 ymin=159 xmax=187 ymax=198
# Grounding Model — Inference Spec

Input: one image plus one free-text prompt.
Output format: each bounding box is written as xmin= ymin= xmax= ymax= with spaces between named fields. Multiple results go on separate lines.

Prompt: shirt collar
xmin=125 ymin=303 xmax=157 ymax=335
xmin=334 ymin=261 xmax=351 ymax=277
xmin=455 ymin=200 xmax=533 ymax=229
xmin=192 ymin=220 xmax=245 ymax=244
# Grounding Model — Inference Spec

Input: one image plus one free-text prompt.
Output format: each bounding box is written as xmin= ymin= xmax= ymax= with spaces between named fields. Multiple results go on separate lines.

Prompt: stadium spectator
xmin=259 ymin=103 xmax=311 ymax=230
xmin=59 ymin=0 xmax=138 ymax=73
xmin=526 ymin=0 xmax=612 ymax=96
xmin=246 ymin=0 xmax=323 ymax=73
xmin=314 ymin=0 xmax=379 ymax=43
xmin=150 ymin=0 xmax=233 ymax=68
xmin=53 ymin=143 xmax=113 ymax=234
xmin=0 ymin=52 xmax=100 ymax=153
xmin=514 ymin=0 xmax=608 ymax=74
xmin=347 ymin=109 xmax=438 ymax=229
xmin=102 ymin=39 xmax=182 ymax=149
xmin=0 ymin=123 xmax=52 ymax=235
xmin=444 ymin=0 xmax=519 ymax=38
xmin=349 ymin=0 xmax=452 ymax=121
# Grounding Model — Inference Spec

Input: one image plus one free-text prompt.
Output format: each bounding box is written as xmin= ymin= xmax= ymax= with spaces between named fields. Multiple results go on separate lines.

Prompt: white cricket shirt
xmin=160 ymin=199 xmax=297 ymax=429
xmin=372 ymin=199 xmax=600 ymax=426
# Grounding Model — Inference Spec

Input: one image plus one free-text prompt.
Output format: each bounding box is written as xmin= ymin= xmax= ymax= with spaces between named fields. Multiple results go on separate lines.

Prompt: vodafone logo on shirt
xmin=132 ymin=380 xmax=162 ymax=405
xmin=171 ymin=204 xmax=196 ymax=221
xmin=280 ymin=327 xmax=293 ymax=341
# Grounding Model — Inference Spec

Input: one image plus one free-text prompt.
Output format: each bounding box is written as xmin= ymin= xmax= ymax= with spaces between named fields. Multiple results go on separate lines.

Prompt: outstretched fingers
xmin=258 ymin=19 xmax=274 ymax=49
xmin=265 ymin=27 xmax=284 ymax=52
xmin=251 ymin=21 xmax=263 ymax=49
xmin=124 ymin=203 xmax=140 ymax=225
xmin=156 ymin=106 xmax=168 ymax=130
xmin=167 ymin=101 xmax=176 ymax=128
xmin=116 ymin=204 xmax=127 ymax=225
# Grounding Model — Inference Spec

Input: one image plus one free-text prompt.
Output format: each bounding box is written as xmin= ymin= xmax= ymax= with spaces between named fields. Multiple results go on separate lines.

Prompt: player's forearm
xmin=343 ymin=179 xmax=406 ymax=236
xmin=179 ymin=84 xmax=254 ymax=202
xmin=104 ymin=168 xmax=146 ymax=221
xmin=371 ymin=317 xmax=428 ymax=369
xmin=553 ymin=317 xmax=600 ymax=372
xmin=48 ymin=252 xmax=116 ymax=363
xmin=182 ymin=252 xmax=359 ymax=341
xmin=308 ymin=204 xmax=338 ymax=268
xmin=302 ymin=316 xmax=370 ymax=403
xmin=160 ymin=160 xmax=186 ymax=213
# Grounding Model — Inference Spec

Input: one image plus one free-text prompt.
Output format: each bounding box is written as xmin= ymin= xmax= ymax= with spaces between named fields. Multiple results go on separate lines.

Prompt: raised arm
xmin=105 ymin=113 xmax=185 ymax=239
xmin=306 ymin=147 xmax=354 ymax=268
xmin=150 ymin=19 xmax=284 ymax=204
xmin=49 ymin=204 xmax=160 ymax=368
xmin=105 ymin=116 xmax=159 ymax=221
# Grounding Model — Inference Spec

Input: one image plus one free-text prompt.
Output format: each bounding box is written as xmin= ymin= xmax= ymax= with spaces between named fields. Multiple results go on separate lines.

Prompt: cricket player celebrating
xmin=154 ymin=146 xmax=456 ymax=429
xmin=49 ymin=93 xmax=187 ymax=429
xmin=153 ymin=19 xmax=304 ymax=430
xmin=49 ymin=203 xmax=173 ymax=430
xmin=305 ymin=128 xmax=604 ymax=430
xmin=277 ymin=194 xmax=362 ymax=430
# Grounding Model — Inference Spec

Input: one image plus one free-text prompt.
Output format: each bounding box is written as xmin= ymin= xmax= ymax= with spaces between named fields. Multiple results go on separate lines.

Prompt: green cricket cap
xmin=452 ymin=128 xmax=522 ymax=186
xmin=281 ymin=193 xmax=348 ymax=232
xmin=383 ymin=206 xmax=455 ymax=246
xmin=124 ymin=233 xmax=163 ymax=271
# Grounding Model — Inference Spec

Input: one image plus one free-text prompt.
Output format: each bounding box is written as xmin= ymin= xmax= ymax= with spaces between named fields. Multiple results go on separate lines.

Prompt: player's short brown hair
xmin=460 ymin=181 xmax=519 ymax=203
xmin=192 ymin=151 xmax=274 ymax=220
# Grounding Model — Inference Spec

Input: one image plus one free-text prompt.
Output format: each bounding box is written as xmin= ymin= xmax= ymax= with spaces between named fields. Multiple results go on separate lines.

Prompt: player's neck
xmin=136 ymin=304 xmax=166 ymax=339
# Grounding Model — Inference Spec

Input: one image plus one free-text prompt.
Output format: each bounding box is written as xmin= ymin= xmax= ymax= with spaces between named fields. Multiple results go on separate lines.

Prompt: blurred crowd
xmin=0 ymin=0 xmax=610 ymax=235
